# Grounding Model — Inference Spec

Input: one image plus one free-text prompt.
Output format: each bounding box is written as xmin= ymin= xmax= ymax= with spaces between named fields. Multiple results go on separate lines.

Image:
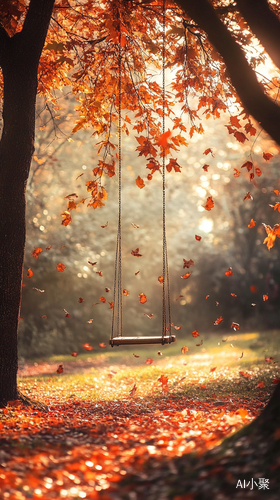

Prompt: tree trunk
xmin=0 ymin=0 xmax=55 ymax=407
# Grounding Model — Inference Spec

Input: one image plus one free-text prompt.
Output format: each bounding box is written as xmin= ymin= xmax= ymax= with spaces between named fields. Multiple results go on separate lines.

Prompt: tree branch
xmin=235 ymin=0 xmax=280 ymax=70
xmin=176 ymin=0 xmax=280 ymax=146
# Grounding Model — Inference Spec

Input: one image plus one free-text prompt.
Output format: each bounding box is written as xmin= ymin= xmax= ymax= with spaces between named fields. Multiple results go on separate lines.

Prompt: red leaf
xmin=210 ymin=367 xmax=216 ymax=373
xmin=244 ymin=192 xmax=253 ymax=201
xmin=263 ymin=294 xmax=269 ymax=301
xmin=144 ymin=313 xmax=154 ymax=319
xmin=203 ymin=196 xmax=214 ymax=211
xmin=183 ymin=259 xmax=194 ymax=269
xmin=26 ymin=268 xmax=33 ymax=278
xmin=175 ymin=295 xmax=184 ymax=300
xmin=234 ymin=131 xmax=248 ymax=143
xmin=83 ymin=343 xmax=93 ymax=351
xmin=88 ymin=261 xmax=97 ymax=266
xmin=272 ymin=378 xmax=280 ymax=384
xmin=231 ymin=322 xmax=240 ymax=330
xmin=192 ymin=330 xmax=200 ymax=337
xmin=195 ymin=235 xmax=202 ymax=241
xmin=32 ymin=247 xmax=43 ymax=259
xmin=181 ymin=272 xmax=192 ymax=279
xmin=61 ymin=211 xmax=72 ymax=226
xmin=265 ymin=357 xmax=273 ymax=362
xmin=263 ymin=152 xmax=273 ymax=161
xmin=63 ymin=309 xmax=70 ymax=318
xmin=136 ymin=176 xmax=145 ymax=189
xmin=255 ymin=167 xmax=262 ymax=176
xmin=257 ymin=381 xmax=265 ymax=388
xmin=131 ymin=248 xmax=142 ymax=257
xmin=100 ymin=296 xmax=106 ymax=303
xmin=96 ymin=271 xmax=103 ymax=276
xmin=56 ymin=263 xmax=66 ymax=272
xmin=99 ymin=343 xmax=106 ymax=348
xmin=250 ymin=285 xmax=258 ymax=293
xmin=105 ymin=287 xmax=110 ymax=292
xmin=46 ymin=246 xmax=52 ymax=250
xmin=56 ymin=364 xmax=63 ymax=374
xmin=123 ymin=289 xmax=129 ymax=296
xmin=71 ymin=352 xmax=78 ymax=357
xmin=203 ymin=148 xmax=214 ymax=157
xmin=225 ymin=267 xmax=234 ymax=277
xmin=133 ymin=353 xmax=139 ymax=358
xmin=213 ymin=316 xmax=224 ymax=325
xmin=109 ymin=301 xmax=114 ymax=309
xmin=239 ymin=371 xmax=251 ymax=378
xmin=78 ymin=297 xmax=84 ymax=303
xmin=181 ymin=346 xmax=189 ymax=353
xmin=202 ymin=164 xmax=209 ymax=172
xmin=145 ymin=358 xmax=153 ymax=365
xmin=101 ymin=221 xmax=108 ymax=228
xmin=139 ymin=293 xmax=147 ymax=304
xmin=241 ymin=161 xmax=253 ymax=172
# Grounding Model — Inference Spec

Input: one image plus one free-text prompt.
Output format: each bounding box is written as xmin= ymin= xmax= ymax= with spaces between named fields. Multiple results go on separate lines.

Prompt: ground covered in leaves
xmin=1 ymin=332 xmax=280 ymax=499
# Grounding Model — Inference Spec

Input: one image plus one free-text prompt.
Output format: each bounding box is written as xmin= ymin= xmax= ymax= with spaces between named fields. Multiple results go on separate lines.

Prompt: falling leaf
xmin=213 ymin=316 xmax=224 ymax=325
xmin=210 ymin=367 xmax=216 ymax=373
xmin=176 ymin=295 xmax=184 ymax=300
xmin=181 ymin=346 xmax=189 ymax=353
xmin=203 ymin=196 xmax=214 ymax=211
xmin=101 ymin=221 xmax=108 ymax=228
xmin=205 ymin=295 xmax=210 ymax=300
xmin=239 ymin=352 xmax=244 ymax=359
xmin=131 ymin=223 xmax=140 ymax=228
xmin=273 ymin=190 xmax=280 ymax=196
xmin=139 ymin=293 xmax=147 ymax=304
xmin=158 ymin=375 xmax=168 ymax=391
xmin=265 ymin=357 xmax=273 ymax=362
xmin=78 ymin=297 xmax=84 ymax=303
xmin=215 ymin=301 xmax=219 ymax=306
xmin=61 ymin=211 xmax=72 ymax=226
xmin=233 ymin=168 xmax=240 ymax=177
xmin=195 ymin=235 xmax=202 ymax=241
xmin=145 ymin=358 xmax=153 ymax=365
xmin=234 ymin=131 xmax=248 ymax=143
xmin=83 ymin=343 xmax=93 ymax=350
xmin=109 ymin=301 xmax=114 ymax=309
xmin=71 ymin=352 xmax=78 ymax=357
xmin=129 ymin=384 xmax=137 ymax=397
xmin=60 ymin=245 xmax=66 ymax=250
xmin=203 ymin=148 xmax=214 ymax=157
xmin=26 ymin=268 xmax=33 ymax=278
xmin=202 ymin=164 xmax=209 ymax=172
xmin=105 ymin=287 xmax=110 ymax=292
xmin=174 ymin=325 xmax=181 ymax=330
xmin=248 ymin=219 xmax=255 ymax=228
xmin=231 ymin=293 xmax=237 ymax=297
xmin=196 ymin=340 xmax=203 ymax=346
xmin=32 ymin=288 xmax=44 ymax=293
xmin=225 ymin=267 xmax=234 ymax=277
xmin=56 ymin=365 xmax=63 ymax=374
xmin=241 ymin=161 xmax=253 ymax=172
xmin=255 ymin=167 xmax=262 ymax=176
xmin=263 ymin=152 xmax=273 ymax=161
xmin=158 ymin=275 xmax=164 ymax=283
xmin=192 ymin=330 xmax=200 ymax=337
xmin=88 ymin=261 xmax=97 ymax=266
xmin=263 ymin=294 xmax=269 ymax=301
xmin=133 ymin=353 xmax=139 ymax=358
xmin=42 ymin=315 xmax=47 ymax=319
xmin=181 ymin=272 xmax=192 ymax=279
xmin=244 ymin=192 xmax=253 ymax=201
xmin=87 ymin=319 xmax=94 ymax=324
xmin=250 ymin=285 xmax=258 ymax=293
xmin=231 ymin=322 xmax=240 ymax=330
xmin=183 ymin=258 xmax=194 ymax=269
xmin=56 ymin=263 xmax=66 ymax=272
xmin=131 ymin=248 xmax=142 ymax=257
xmin=100 ymin=296 xmax=106 ymax=303
xmin=135 ymin=270 xmax=140 ymax=275
xmin=99 ymin=343 xmax=106 ymax=348
xmin=32 ymin=247 xmax=43 ymax=259
xmin=123 ymin=289 xmax=129 ymax=296
xmin=76 ymin=173 xmax=84 ymax=180
xmin=144 ymin=313 xmax=154 ymax=319
xmin=46 ymin=246 xmax=52 ymax=250
xmin=96 ymin=271 xmax=103 ymax=276
xmin=262 ymin=222 xmax=280 ymax=250
xmin=136 ymin=176 xmax=145 ymax=189
xmin=63 ymin=309 xmax=70 ymax=318
xmin=158 ymin=351 xmax=162 ymax=356
xmin=257 ymin=381 xmax=265 ymax=388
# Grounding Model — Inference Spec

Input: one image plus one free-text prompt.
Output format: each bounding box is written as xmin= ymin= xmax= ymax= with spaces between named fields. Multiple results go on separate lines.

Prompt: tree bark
xmin=177 ymin=0 xmax=280 ymax=146
xmin=0 ymin=0 xmax=55 ymax=407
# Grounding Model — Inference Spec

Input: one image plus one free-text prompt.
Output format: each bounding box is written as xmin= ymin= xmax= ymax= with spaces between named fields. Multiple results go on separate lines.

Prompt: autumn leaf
xmin=263 ymin=152 xmax=273 ymax=161
xmin=213 ymin=316 xmax=224 ymax=325
xmin=273 ymin=378 xmax=280 ymax=384
xmin=262 ymin=222 xmax=280 ymax=250
xmin=135 ymin=270 xmax=140 ymax=275
xmin=56 ymin=263 xmax=66 ymax=272
xmin=157 ymin=129 xmax=172 ymax=149
xmin=205 ymin=295 xmax=210 ymax=299
xmin=158 ymin=275 xmax=164 ymax=283
xmin=71 ymin=352 xmax=78 ymax=357
xmin=233 ymin=168 xmax=240 ymax=177
xmin=88 ymin=261 xmax=97 ymax=266
xmin=174 ymin=325 xmax=182 ymax=330
xmin=248 ymin=219 xmax=255 ymax=228
xmin=244 ymin=192 xmax=253 ymax=201
xmin=83 ymin=343 xmax=93 ymax=351
xmin=144 ymin=313 xmax=154 ymax=319
xmin=101 ymin=221 xmax=108 ymax=228
xmin=175 ymin=295 xmax=184 ymax=300
xmin=87 ymin=319 xmax=93 ymax=324
xmin=78 ymin=297 xmax=84 ymax=303
xmin=255 ymin=167 xmax=262 ymax=176
xmin=131 ymin=248 xmax=142 ymax=257
xmin=237 ymin=408 xmax=248 ymax=420
xmin=195 ymin=235 xmax=202 ymax=241
xmin=241 ymin=161 xmax=253 ymax=172
xmin=181 ymin=272 xmax=192 ymax=279
xmin=265 ymin=357 xmax=273 ymax=362
xmin=109 ymin=301 xmax=114 ymax=309
xmin=263 ymin=294 xmax=269 ymax=301
xmin=239 ymin=371 xmax=251 ymax=379
xmin=203 ymin=196 xmax=214 ymax=211
xmin=225 ymin=267 xmax=234 ymax=277
xmin=61 ymin=211 xmax=72 ymax=226
xmin=231 ymin=293 xmax=237 ymax=297
xmin=203 ymin=148 xmax=214 ymax=157
xmin=42 ymin=315 xmax=47 ymax=319
xmin=46 ymin=246 xmax=52 ymax=250
xmin=26 ymin=268 xmax=33 ymax=278
xmin=32 ymin=288 xmax=44 ymax=293
xmin=136 ymin=175 xmax=145 ymax=189
xmin=196 ymin=340 xmax=203 ymax=346
xmin=157 ymin=351 xmax=162 ymax=356
xmin=99 ymin=343 xmax=106 ymax=348
xmin=238 ymin=352 xmax=243 ymax=359
xmin=192 ymin=330 xmax=200 ymax=337
xmin=100 ymin=296 xmax=106 ymax=303
xmin=56 ymin=365 xmax=63 ymax=374
xmin=139 ymin=293 xmax=147 ymax=304
xmin=96 ymin=271 xmax=103 ymax=276
xmin=32 ymin=247 xmax=43 ymax=259
xmin=131 ymin=223 xmax=140 ymax=228
xmin=133 ymin=353 xmax=139 ymax=358
xmin=210 ymin=367 xmax=216 ymax=373
xmin=231 ymin=322 xmax=240 ymax=330
xmin=129 ymin=384 xmax=137 ymax=397
xmin=123 ymin=289 xmax=129 ymax=296
xmin=234 ymin=131 xmax=248 ymax=143
xmin=145 ymin=358 xmax=153 ymax=365
xmin=183 ymin=258 xmax=194 ymax=269
xmin=202 ymin=164 xmax=209 ymax=172
xmin=63 ymin=309 xmax=70 ymax=318
xmin=105 ymin=287 xmax=110 ymax=292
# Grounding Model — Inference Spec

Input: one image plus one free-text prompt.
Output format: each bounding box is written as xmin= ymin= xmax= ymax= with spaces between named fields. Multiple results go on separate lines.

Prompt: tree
xmin=0 ymin=0 xmax=280 ymax=415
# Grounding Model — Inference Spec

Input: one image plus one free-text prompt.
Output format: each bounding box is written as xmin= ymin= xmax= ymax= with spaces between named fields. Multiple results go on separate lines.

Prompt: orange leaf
xmin=139 ymin=292 xmax=147 ymax=304
xmin=234 ymin=131 xmax=248 ymax=143
xmin=157 ymin=130 xmax=172 ymax=149
xmin=237 ymin=408 xmax=248 ymax=419
xmin=181 ymin=272 xmax=192 ymax=279
xmin=231 ymin=322 xmax=240 ymax=330
xmin=213 ymin=316 xmax=224 ymax=325
xmin=203 ymin=148 xmax=214 ymax=157
xmin=231 ymin=293 xmax=237 ymax=297
xmin=248 ymin=219 xmax=255 ymax=228
xmin=56 ymin=263 xmax=66 ymax=272
xmin=131 ymin=248 xmax=142 ymax=257
xmin=87 ymin=318 xmax=93 ymax=324
xmin=42 ymin=315 xmax=47 ymax=319
xmin=203 ymin=196 xmax=214 ymax=211
xmin=99 ymin=343 xmax=106 ymax=348
xmin=181 ymin=346 xmax=189 ymax=353
xmin=96 ymin=271 xmax=103 ymax=276
xmin=210 ymin=367 xmax=216 ymax=373
xmin=131 ymin=223 xmax=140 ymax=228
xmin=262 ymin=222 xmax=280 ymax=250
xmin=225 ymin=267 xmax=234 ymax=277
xmin=176 ymin=295 xmax=184 ymax=300
xmin=257 ymin=381 xmax=265 ymax=388
xmin=100 ymin=296 xmax=106 ymax=303
xmin=241 ymin=161 xmax=253 ymax=172
xmin=183 ymin=259 xmax=194 ymax=269
xmin=205 ymin=294 xmax=210 ymax=299
xmin=61 ymin=211 xmax=72 ymax=226
xmin=239 ymin=371 xmax=251 ymax=378
xmin=109 ymin=301 xmax=114 ymax=309
xmin=46 ymin=246 xmax=52 ymax=250
xmin=136 ymin=175 xmax=145 ymax=189
xmin=56 ymin=364 xmax=63 ymax=374
xmin=78 ymin=297 xmax=84 ymax=303
xmin=244 ymin=192 xmax=253 ymax=201
xmin=32 ymin=247 xmax=43 ymax=259
xmin=71 ymin=352 xmax=78 ymax=357
xmin=26 ymin=268 xmax=33 ymax=278
xmin=202 ymin=164 xmax=209 ymax=172
xmin=255 ymin=167 xmax=262 ymax=176
xmin=83 ymin=343 xmax=93 ymax=351
xmin=101 ymin=221 xmax=108 ymax=228
xmin=192 ymin=330 xmax=200 ymax=337
xmin=195 ymin=235 xmax=202 ymax=241
xmin=158 ymin=275 xmax=164 ymax=283
xmin=233 ymin=168 xmax=240 ymax=177
xmin=123 ymin=289 xmax=129 ymax=296
xmin=145 ymin=358 xmax=153 ymax=364
xmin=263 ymin=294 xmax=269 ymax=301
xmin=263 ymin=152 xmax=273 ymax=161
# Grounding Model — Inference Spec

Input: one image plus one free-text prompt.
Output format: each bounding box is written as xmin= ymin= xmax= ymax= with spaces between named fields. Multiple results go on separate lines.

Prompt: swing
xmin=109 ymin=2 xmax=176 ymax=348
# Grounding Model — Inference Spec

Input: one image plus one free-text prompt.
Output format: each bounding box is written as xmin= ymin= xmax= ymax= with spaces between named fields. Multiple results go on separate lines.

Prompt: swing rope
xmin=111 ymin=0 xmax=172 ymax=344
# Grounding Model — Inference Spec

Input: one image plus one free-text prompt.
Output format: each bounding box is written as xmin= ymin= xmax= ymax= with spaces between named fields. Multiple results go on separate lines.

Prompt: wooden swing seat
xmin=110 ymin=335 xmax=176 ymax=347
